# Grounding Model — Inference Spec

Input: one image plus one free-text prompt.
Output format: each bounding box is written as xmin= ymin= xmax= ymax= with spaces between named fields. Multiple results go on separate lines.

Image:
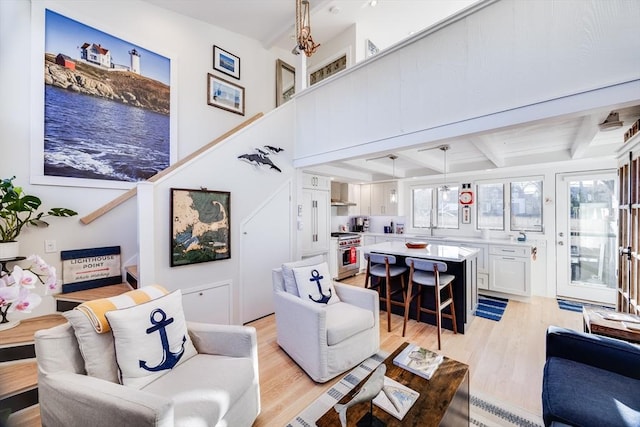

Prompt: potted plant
xmin=0 ymin=176 xmax=77 ymax=259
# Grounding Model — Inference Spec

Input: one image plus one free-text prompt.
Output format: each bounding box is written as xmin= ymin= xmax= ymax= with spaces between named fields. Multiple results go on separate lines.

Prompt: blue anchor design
xmin=139 ymin=308 xmax=186 ymax=372
xmin=308 ymin=269 xmax=332 ymax=304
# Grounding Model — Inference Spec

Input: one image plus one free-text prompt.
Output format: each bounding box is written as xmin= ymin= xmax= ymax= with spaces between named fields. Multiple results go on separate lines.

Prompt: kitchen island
xmin=362 ymin=241 xmax=479 ymax=333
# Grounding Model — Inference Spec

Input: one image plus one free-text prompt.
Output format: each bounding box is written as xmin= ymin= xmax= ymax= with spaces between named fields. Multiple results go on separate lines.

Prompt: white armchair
xmin=272 ymin=267 xmax=380 ymax=383
xmin=34 ymin=321 xmax=260 ymax=427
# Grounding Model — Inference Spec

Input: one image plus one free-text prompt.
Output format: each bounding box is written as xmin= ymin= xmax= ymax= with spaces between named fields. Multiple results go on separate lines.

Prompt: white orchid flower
xmin=0 ymin=285 xmax=20 ymax=307
xmin=11 ymin=287 xmax=42 ymax=313
xmin=11 ymin=266 xmax=39 ymax=288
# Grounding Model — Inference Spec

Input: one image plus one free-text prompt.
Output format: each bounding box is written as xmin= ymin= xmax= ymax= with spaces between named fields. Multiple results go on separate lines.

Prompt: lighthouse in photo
xmin=129 ymin=48 xmax=141 ymax=74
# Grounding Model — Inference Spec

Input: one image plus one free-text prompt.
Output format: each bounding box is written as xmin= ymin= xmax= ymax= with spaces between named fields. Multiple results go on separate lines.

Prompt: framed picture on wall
xmin=33 ymin=8 xmax=175 ymax=189
xmin=170 ymin=188 xmax=231 ymax=267
xmin=207 ymin=73 xmax=245 ymax=115
xmin=213 ymin=45 xmax=240 ymax=79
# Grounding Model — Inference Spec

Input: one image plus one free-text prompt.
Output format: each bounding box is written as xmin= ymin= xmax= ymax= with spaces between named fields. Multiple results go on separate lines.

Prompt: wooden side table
xmin=582 ymin=307 xmax=640 ymax=344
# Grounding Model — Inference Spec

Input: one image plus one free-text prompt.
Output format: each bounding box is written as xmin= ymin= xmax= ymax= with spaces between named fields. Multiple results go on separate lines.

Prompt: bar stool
xmin=403 ymin=257 xmax=457 ymax=350
xmin=364 ymin=253 xmax=408 ymax=332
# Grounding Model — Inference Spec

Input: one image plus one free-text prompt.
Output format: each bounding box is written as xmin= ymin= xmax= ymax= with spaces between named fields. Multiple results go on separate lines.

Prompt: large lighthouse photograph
xmin=42 ymin=9 xmax=171 ymax=185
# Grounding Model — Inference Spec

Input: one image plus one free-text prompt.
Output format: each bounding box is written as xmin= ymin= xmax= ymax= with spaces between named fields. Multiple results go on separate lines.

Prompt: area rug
xmin=557 ymin=299 xmax=612 ymax=313
xmin=557 ymin=298 xmax=584 ymax=312
xmin=287 ymin=351 xmax=543 ymax=427
xmin=475 ymin=295 xmax=508 ymax=321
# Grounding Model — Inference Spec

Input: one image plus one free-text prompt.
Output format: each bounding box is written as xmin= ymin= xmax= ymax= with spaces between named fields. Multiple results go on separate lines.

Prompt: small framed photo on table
xmin=207 ymin=73 xmax=245 ymax=116
xmin=213 ymin=45 xmax=240 ymax=79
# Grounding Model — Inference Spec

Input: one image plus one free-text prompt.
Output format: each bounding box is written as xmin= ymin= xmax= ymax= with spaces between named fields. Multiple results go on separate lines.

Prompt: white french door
xmin=556 ymin=172 xmax=617 ymax=305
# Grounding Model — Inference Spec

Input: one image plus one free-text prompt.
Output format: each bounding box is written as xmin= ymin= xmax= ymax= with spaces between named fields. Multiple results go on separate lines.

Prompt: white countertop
xmin=362 ymin=241 xmax=479 ymax=262
xmin=359 ymin=232 xmax=535 ymax=247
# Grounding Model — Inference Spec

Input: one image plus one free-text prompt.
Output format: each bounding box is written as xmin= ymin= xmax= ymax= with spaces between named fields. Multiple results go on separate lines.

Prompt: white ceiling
xmin=142 ymin=0 xmax=640 ymax=181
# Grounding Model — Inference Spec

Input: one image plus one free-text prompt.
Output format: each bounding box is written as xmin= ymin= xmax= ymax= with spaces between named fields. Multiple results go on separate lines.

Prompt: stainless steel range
xmin=331 ymin=232 xmax=361 ymax=280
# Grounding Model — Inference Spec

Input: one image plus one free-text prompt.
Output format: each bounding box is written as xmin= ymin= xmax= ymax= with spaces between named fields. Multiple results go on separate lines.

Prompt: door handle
xmin=558 ymin=241 xmax=564 ymax=246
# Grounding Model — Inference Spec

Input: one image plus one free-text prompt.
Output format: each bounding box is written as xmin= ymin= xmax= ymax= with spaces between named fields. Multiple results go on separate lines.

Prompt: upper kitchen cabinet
xmin=360 ymin=184 xmax=371 ymax=216
xmin=302 ymin=173 xmax=330 ymax=190
xmin=369 ymin=182 xmax=399 ymax=216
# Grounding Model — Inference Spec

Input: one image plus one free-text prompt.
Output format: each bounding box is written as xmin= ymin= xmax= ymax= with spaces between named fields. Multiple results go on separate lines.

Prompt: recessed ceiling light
xmin=369 ymin=0 xmax=378 ymax=7
xmin=329 ymin=6 xmax=341 ymax=14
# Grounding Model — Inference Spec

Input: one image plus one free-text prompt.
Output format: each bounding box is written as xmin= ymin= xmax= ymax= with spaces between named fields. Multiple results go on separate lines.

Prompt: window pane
xmin=477 ymin=183 xmax=504 ymax=230
xmin=511 ymin=180 xmax=543 ymax=231
xmin=437 ymin=187 xmax=459 ymax=229
xmin=412 ymin=188 xmax=433 ymax=228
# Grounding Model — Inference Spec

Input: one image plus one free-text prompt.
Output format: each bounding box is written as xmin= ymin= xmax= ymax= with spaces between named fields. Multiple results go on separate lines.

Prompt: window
xmin=476 ymin=177 xmax=544 ymax=232
xmin=438 ymin=187 xmax=459 ymax=229
xmin=477 ymin=183 xmax=504 ymax=230
xmin=412 ymin=188 xmax=433 ymax=228
xmin=510 ymin=180 xmax=543 ymax=231
xmin=411 ymin=186 xmax=459 ymax=229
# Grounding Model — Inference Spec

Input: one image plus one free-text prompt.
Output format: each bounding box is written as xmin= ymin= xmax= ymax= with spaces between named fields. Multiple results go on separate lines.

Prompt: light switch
xmin=45 ymin=240 xmax=56 ymax=253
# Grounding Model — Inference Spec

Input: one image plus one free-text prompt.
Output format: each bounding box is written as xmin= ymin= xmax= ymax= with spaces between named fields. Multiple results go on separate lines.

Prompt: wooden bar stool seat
xmin=403 ymin=257 xmax=457 ymax=350
xmin=364 ymin=253 xmax=408 ymax=332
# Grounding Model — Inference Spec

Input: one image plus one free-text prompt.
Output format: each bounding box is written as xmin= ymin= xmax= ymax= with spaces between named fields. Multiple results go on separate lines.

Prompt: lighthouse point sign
xmin=61 ymin=246 xmax=122 ymax=292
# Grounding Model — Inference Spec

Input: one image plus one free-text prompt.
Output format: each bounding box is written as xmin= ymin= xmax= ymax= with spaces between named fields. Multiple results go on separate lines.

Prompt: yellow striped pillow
xmin=76 ymin=285 xmax=169 ymax=333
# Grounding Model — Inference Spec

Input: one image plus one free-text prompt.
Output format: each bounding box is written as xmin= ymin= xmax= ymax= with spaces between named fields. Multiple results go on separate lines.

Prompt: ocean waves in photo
xmin=44 ymin=85 xmax=170 ymax=182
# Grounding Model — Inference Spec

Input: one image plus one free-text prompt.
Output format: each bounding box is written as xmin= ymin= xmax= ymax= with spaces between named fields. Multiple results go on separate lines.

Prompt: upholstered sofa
xmin=35 ymin=320 xmax=260 ymax=427
xmin=272 ymin=261 xmax=380 ymax=383
xmin=542 ymin=326 xmax=640 ymax=427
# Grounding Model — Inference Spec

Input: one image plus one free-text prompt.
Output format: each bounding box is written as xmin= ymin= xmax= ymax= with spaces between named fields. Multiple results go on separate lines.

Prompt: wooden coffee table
xmin=316 ymin=342 xmax=469 ymax=426
xmin=583 ymin=307 xmax=640 ymax=344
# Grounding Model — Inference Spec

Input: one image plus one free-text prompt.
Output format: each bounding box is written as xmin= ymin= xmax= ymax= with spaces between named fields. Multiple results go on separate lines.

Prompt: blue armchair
xmin=542 ymin=326 xmax=640 ymax=427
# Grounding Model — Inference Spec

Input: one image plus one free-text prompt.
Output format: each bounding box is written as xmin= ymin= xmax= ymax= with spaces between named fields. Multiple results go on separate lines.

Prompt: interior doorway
xmin=556 ymin=172 xmax=618 ymax=305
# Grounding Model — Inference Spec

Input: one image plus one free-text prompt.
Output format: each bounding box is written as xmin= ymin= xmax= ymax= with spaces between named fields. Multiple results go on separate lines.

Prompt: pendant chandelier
xmin=439 ymin=145 xmax=450 ymax=199
xmin=295 ymin=0 xmax=320 ymax=57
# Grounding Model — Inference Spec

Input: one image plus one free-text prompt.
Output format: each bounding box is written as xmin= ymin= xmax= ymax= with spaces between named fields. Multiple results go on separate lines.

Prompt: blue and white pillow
xmin=292 ymin=262 xmax=340 ymax=305
xmin=105 ymin=290 xmax=197 ymax=389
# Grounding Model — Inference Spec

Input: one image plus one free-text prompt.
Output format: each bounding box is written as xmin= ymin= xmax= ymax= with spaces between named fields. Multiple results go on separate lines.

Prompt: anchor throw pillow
xmin=105 ymin=290 xmax=197 ymax=389
xmin=292 ymin=262 xmax=340 ymax=305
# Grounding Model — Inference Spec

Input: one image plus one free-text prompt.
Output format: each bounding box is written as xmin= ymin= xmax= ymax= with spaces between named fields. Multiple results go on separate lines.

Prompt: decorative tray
xmin=405 ymin=242 xmax=428 ymax=249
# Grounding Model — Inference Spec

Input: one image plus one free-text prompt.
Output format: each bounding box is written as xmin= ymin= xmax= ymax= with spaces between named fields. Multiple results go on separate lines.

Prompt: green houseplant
xmin=0 ymin=176 xmax=77 ymax=253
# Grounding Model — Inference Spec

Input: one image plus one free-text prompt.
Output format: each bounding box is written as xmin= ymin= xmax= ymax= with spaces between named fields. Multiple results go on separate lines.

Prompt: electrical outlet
xmin=45 ymin=240 xmax=56 ymax=253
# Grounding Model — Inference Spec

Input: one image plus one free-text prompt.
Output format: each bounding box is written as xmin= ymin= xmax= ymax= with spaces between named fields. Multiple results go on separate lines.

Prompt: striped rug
xmin=557 ymin=299 xmax=584 ymax=312
xmin=475 ymin=296 xmax=508 ymax=321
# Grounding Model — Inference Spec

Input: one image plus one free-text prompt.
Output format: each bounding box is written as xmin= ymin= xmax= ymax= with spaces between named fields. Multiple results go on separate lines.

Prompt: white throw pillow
xmin=292 ymin=262 xmax=340 ymax=305
xmin=64 ymin=310 xmax=120 ymax=383
xmin=281 ymin=254 xmax=325 ymax=296
xmin=105 ymin=290 xmax=197 ymax=389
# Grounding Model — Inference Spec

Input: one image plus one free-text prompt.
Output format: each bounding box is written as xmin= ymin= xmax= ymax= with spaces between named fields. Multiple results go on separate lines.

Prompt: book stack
xmin=393 ymin=343 xmax=443 ymax=380
xmin=372 ymin=376 xmax=419 ymax=420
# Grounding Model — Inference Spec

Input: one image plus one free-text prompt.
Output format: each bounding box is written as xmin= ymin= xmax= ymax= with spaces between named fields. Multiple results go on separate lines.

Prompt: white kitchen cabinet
xmin=349 ymin=184 xmax=360 ymax=216
xmin=302 ymin=173 xmax=330 ymax=190
xmin=369 ymin=182 xmax=398 ymax=216
xmin=301 ymin=185 xmax=330 ymax=256
xmin=360 ymin=184 xmax=371 ymax=216
xmin=360 ymin=235 xmax=376 ymax=272
xmin=488 ymin=245 xmax=531 ymax=296
xmin=461 ymin=243 xmax=489 ymax=290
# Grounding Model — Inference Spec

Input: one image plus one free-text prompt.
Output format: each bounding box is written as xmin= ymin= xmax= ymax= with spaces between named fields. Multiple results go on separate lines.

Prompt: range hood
xmin=331 ymin=200 xmax=357 ymax=207
xmin=331 ymin=181 xmax=357 ymax=207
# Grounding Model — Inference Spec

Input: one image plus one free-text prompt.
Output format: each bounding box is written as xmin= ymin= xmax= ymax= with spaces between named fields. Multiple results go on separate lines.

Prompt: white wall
xmin=0 ymin=0 xmax=289 ymax=320
xmin=140 ymin=103 xmax=296 ymax=324
xmin=294 ymin=0 xmax=640 ymax=166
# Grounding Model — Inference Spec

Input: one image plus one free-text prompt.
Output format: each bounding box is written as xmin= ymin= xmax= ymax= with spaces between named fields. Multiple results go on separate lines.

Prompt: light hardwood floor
xmin=251 ymin=274 xmax=583 ymax=426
